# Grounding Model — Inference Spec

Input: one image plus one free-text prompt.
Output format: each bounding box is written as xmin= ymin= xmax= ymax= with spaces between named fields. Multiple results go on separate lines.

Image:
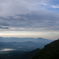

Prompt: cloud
xmin=0 ymin=22 xmax=9 ymax=26
xmin=0 ymin=0 xmax=58 ymax=18
xmin=0 ymin=0 xmax=59 ymax=31
xmin=0 ymin=26 xmax=9 ymax=29
xmin=0 ymin=0 xmax=51 ymax=17
xmin=51 ymin=5 xmax=59 ymax=8
xmin=49 ymin=33 xmax=56 ymax=35
xmin=0 ymin=10 xmax=59 ymax=31
xmin=42 ymin=3 xmax=59 ymax=9
xmin=0 ymin=0 xmax=59 ymax=39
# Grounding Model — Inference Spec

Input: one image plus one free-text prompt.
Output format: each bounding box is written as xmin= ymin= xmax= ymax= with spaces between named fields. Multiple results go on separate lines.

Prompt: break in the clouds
xmin=0 ymin=0 xmax=59 ymax=39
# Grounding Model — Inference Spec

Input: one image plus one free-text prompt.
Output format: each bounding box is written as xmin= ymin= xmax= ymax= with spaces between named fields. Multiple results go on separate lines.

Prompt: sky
xmin=0 ymin=0 xmax=59 ymax=39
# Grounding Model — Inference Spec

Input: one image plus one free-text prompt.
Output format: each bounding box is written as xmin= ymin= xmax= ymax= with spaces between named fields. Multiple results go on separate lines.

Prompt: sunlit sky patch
xmin=0 ymin=0 xmax=59 ymax=39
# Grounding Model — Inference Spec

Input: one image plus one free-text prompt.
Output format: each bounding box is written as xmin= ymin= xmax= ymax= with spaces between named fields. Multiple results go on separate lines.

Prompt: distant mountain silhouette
xmin=0 ymin=37 xmax=53 ymax=51
xmin=0 ymin=37 xmax=53 ymax=42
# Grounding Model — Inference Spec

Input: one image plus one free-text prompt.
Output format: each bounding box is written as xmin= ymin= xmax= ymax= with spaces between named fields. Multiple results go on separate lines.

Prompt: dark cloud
xmin=0 ymin=10 xmax=59 ymax=31
xmin=0 ymin=26 xmax=9 ymax=29
xmin=0 ymin=0 xmax=59 ymax=31
xmin=0 ymin=22 xmax=9 ymax=26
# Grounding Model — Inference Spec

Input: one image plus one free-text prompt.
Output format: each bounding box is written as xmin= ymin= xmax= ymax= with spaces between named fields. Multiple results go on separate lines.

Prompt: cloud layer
xmin=0 ymin=10 xmax=59 ymax=31
xmin=0 ymin=0 xmax=59 ymax=31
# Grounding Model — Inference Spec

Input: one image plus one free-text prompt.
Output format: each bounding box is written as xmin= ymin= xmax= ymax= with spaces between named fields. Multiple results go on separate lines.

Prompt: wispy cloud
xmin=42 ymin=3 xmax=59 ymax=8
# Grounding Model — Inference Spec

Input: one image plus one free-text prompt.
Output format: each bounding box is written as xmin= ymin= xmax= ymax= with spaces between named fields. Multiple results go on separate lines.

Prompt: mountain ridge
xmin=31 ymin=39 xmax=59 ymax=59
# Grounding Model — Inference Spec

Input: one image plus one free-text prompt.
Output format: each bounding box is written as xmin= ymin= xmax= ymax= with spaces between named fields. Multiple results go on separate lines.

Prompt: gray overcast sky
xmin=0 ymin=0 xmax=59 ymax=39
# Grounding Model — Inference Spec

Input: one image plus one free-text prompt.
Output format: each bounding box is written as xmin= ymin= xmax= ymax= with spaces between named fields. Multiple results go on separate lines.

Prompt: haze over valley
xmin=0 ymin=37 xmax=53 ymax=52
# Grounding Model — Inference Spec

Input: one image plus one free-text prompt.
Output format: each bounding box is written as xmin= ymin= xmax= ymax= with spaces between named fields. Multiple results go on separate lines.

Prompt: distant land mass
xmin=0 ymin=38 xmax=58 ymax=59
xmin=0 ymin=37 xmax=53 ymax=50
xmin=0 ymin=37 xmax=53 ymax=42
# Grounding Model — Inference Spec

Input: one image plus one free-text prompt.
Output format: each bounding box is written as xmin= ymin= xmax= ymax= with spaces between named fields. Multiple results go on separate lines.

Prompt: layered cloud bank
xmin=0 ymin=0 xmax=59 ymax=39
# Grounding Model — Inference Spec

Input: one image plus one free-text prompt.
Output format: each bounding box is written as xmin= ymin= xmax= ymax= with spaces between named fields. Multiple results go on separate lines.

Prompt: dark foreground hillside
xmin=31 ymin=39 xmax=59 ymax=59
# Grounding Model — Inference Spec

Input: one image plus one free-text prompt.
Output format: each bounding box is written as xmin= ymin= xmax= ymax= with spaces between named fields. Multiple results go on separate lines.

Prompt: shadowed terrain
xmin=31 ymin=39 xmax=59 ymax=59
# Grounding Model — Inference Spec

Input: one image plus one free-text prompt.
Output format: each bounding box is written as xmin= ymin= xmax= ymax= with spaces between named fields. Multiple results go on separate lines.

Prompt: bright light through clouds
xmin=0 ymin=0 xmax=59 ymax=39
xmin=0 ymin=31 xmax=59 ymax=39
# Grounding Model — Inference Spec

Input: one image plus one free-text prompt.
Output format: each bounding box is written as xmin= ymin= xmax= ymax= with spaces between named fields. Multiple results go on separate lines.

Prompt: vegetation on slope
xmin=31 ymin=39 xmax=59 ymax=59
